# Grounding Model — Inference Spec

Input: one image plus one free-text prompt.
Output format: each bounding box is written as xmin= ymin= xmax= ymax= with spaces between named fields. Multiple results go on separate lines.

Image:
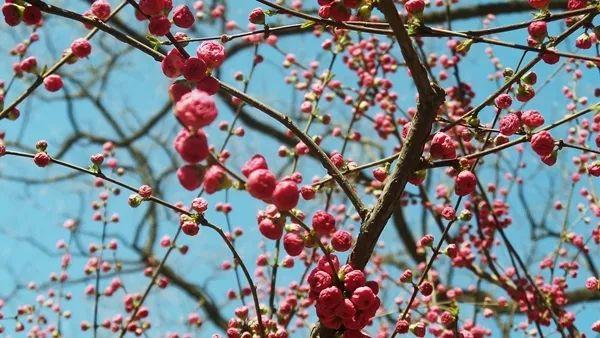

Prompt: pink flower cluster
xmin=430 ymin=132 xmax=456 ymax=160
xmin=173 ymin=89 xmax=218 ymax=191
xmin=530 ymin=130 xmax=556 ymax=161
xmin=527 ymin=21 xmax=547 ymax=46
xmin=317 ymin=0 xmax=360 ymax=22
xmin=162 ymin=39 xmax=225 ymax=193
xmin=2 ymin=2 xmax=42 ymax=27
xmin=243 ymin=154 xmax=300 ymax=211
xmin=257 ymin=205 xmax=286 ymax=240
xmin=257 ymin=205 xmax=354 ymax=259
xmin=132 ymin=0 xmax=196 ymax=35
xmin=405 ymin=0 xmax=426 ymax=15
xmin=528 ymin=0 xmax=550 ymax=9
xmin=162 ymin=41 xmax=225 ymax=95
xmin=308 ymin=255 xmax=380 ymax=337
xmin=454 ymin=170 xmax=476 ymax=196
xmin=226 ymin=306 xmax=287 ymax=338
xmin=498 ymin=110 xmax=545 ymax=137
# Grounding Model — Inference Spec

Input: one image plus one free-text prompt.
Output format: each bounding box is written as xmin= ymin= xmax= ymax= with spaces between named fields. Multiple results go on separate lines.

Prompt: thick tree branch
xmin=348 ymin=0 xmax=445 ymax=270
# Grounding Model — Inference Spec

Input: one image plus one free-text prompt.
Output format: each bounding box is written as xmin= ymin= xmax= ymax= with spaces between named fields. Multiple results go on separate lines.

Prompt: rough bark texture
xmin=317 ymin=1 xmax=445 ymax=336
xmin=348 ymin=0 xmax=445 ymax=271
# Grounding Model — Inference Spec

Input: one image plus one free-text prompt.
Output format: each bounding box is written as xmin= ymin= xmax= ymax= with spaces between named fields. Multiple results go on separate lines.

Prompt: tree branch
xmin=348 ymin=0 xmax=445 ymax=270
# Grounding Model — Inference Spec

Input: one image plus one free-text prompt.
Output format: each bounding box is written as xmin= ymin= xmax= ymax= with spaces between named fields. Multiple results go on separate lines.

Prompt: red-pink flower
xmin=329 ymin=2 xmax=350 ymax=21
xmin=344 ymin=270 xmax=366 ymax=292
xmin=197 ymin=41 xmax=226 ymax=69
xmin=71 ymin=38 xmax=92 ymax=58
xmin=528 ymin=0 xmax=550 ymax=9
xmin=173 ymin=128 xmax=209 ymax=163
xmin=419 ymin=281 xmax=433 ymax=296
xmin=455 ymin=170 xmax=476 ymax=196
xmin=138 ymin=185 xmax=153 ymax=199
xmin=148 ymin=15 xmax=171 ymax=36
xmin=494 ymin=93 xmax=513 ymax=109
xmin=169 ymin=81 xmax=192 ymax=102
xmin=202 ymin=164 xmax=228 ymax=194
xmin=246 ymin=169 xmax=277 ymax=200
xmin=418 ymin=234 xmax=434 ymax=247
xmin=308 ymin=270 xmax=333 ymax=293
xmin=33 ymin=152 xmax=51 ymax=167
xmin=350 ymin=286 xmax=375 ymax=310
xmin=575 ymin=33 xmax=592 ymax=49
xmin=430 ymin=132 xmax=456 ymax=159
xmin=248 ymin=8 xmax=265 ymax=25
xmin=20 ymin=56 xmax=37 ymax=73
xmin=90 ymin=0 xmax=111 ymax=21
xmin=258 ymin=218 xmax=283 ymax=240
xmin=175 ymin=89 xmax=218 ymax=129
xmin=139 ymin=0 xmax=165 ymax=16
xmin=530 ymin=130 xmax=555 ymax=157
xmin=445 ymin=244 xmax=458 ymax=258
xmin=2 ymin=4 xmax=22 ymax=26
xmin=312 ymin=210 xmax=336 ymax=235
xmin=301 ymin=185 xmax=316 ymax=200
xmin=541 ymin=49 xmax=560 ymax=64
xmin=283 ymin=232 xmax=304 ymax=256
xmin=396 ymin=319 xmax=410 ymax=333
xmin=177 ymin=164 xmax=204 ymax=190
xmin=182 ymin=57 xmax=208 ymax=82
xmin=331 ymin=230 xmax=353 ymax=252
xmin=172 ymin=5 xmax=194 ymax=28
xmin=162 ymin=48 xmax=186 ymax=78
xmin=521 ymin=110 xmax=545 ymax=128
xmin=585 ymin=277 xmax=599 ymax=291
xmin=272 ymin=179 xmax=299 ymax=211
xmin=499 ymin=113 xmax=521 ymax=136
xmin=589 ymin=162 xmax=600 ymax=177
xmin=196 ymin=77 xmax=220 ymax=95
xmin=405 ymin=0 xmax=425 ymax=14
xmin=440 ymin=206 xmax=455 ymax=220
xmin=241 ymin=154 xmax=268 ymax=177
xmin=528 ymin=21 xmax=547 ymax=39
xmin=411 ymin=321 xmax=427 ymax=337
xmin=43 ymin=74 xmax=63 ymax=92
xmin=567 ymin=0 xmax=588 ymax=10
xmin=318 ymin=286 xmax=344 ymax=309
xmin=22 ymin=5 xmax=42 ymax=25
xmin=334 ymin=299 xmax=356 ymax=319
xmin=181 ymin=221 xmax=199 ymax=236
